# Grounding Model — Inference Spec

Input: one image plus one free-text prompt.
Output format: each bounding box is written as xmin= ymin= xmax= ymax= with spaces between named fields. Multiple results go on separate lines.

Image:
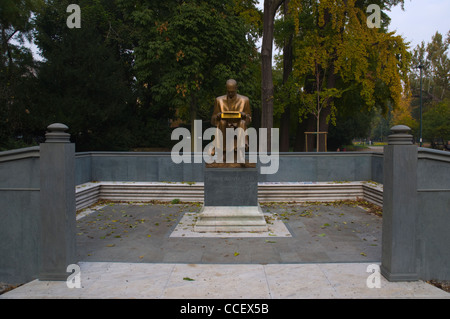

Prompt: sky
xmin=387 ymin=0 xmax=450 ymax=50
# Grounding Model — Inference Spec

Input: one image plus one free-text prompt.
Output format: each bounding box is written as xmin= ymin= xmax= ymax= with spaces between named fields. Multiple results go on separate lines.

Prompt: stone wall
xmin=0 ymin=147 xmax=40 ymax=284
xmin=1 ymin=123 xmax=449 ymax=284
xmin=75 ymin=151 xmax=383 ymax=184
xmin=416 ymin=148 xmax=450 ymax=280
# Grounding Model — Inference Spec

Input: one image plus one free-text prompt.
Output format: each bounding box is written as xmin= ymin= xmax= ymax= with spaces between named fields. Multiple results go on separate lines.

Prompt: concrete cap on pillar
xmin=388 ymin=125 xmax=413 ymax=145
xmin=45 ymin=123 xmax=71 ymax=143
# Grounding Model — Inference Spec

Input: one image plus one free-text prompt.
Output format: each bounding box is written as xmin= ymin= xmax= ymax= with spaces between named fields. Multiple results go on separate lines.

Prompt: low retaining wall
xmin=76 ymin=152 xmax=384 ymax=185
xmin=0 ymin=147 xmax=40 ymax=284
xmin=75 ymin=181 xmax=383 ymax=211
xmin=3 ymin=123 xmax=449 ymax=284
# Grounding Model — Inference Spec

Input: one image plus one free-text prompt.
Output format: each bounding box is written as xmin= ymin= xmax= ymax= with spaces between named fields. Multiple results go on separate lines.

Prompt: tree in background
xmin=4 ymin=0 xmax=445 ymax=153
xmin=261 ymin=0 xmax=285 ymax=151
xmin=391 ymin=96 xmax=418 ymax=134
xmin=410 ymin=31 xmax=449 ymax=102
xmin=33 ymin=0 xmax=138 ymax=151
xmin=0 ymin=0 xmax=43 ymax=150
xmin=120 ymin=0 xmax=261 ymax=148
xmin=273 ymin=0 xmax=410 ymax=151
xmin=409 ymin=31 xmax=449 ymax=146
xmin=423 ymin=99 xmax=450 ymax=146
xmin=2 ymin=0 xmax=261 ymax=151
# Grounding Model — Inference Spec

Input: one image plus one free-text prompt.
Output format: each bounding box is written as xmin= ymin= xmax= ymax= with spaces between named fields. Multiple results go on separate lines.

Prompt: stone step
xmin=75 ymin=181 xmax=384 ymax=211
xmin=194 ymin=206 xmax=269 ymax=233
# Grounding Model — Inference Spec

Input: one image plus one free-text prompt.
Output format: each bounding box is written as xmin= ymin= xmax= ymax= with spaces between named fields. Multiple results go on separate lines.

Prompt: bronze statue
xmin=211 ymin=79 xmax=252 ymax=157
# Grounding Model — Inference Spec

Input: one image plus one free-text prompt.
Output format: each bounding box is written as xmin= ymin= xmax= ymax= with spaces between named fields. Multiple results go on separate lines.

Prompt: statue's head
xmin=226 ymin=79 xmax=237 ymax=99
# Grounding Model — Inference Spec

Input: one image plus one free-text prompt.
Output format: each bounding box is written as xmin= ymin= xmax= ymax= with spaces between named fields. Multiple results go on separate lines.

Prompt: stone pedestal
xmin=39 ymin=123 xmax=77 ymax=281
xmin=194 ymin=166 xmax=268 ymax=233
xmin=381 ymin=125 xmax=419 ymax=282
xmin=204 ymin=167 xmax=258 ymax=206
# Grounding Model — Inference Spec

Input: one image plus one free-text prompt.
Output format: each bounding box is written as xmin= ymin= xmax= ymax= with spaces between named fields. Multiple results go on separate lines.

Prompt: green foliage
xmin=272 ymin=0 xmax=410 ymax=149
xmin=2 ymin=0 xmax=261 ymax=152
xmin=123 ymin=0 xmax=260 ymax=130
xmin=0 ymin=0 xmax=43 ymax=150
xmin=290 ymin=0 xmax=410 ymax=112
xmin=423 ymin=99 xmax=450 ymax=142
xmin=411 ymin=31 xmax=449 ymax=102
xmin=409 ymin=31 xmax=449 ymax=143
xmin=34 ymin=0 xmax=138 ymax=151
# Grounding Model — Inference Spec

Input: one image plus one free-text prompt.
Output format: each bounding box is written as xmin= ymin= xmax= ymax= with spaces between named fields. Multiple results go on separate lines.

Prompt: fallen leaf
xmin=183 ymin=277 xmax=195 ymax=281
xmin=234 ymin=252 xmax=240 ymax=257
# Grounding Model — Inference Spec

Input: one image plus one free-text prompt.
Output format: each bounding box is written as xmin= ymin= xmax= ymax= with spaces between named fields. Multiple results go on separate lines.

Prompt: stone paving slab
xmin=2 ymin=262 xmax=448 ymax=299
xmin=2 ymin=202 xmax=449 ymax=299
xmin=74 ymin=202 xmax=383 ymax=264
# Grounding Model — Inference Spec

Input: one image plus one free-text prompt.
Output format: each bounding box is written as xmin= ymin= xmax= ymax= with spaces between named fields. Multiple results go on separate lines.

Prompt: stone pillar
xmin=381 ymin=125 xmax=418 ymax=281
xmin=39 ymin=123 xmax=77 ymax=281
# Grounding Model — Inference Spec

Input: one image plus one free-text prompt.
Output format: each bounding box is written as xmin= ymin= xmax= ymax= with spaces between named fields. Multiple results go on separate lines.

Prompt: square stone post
xmin=39 ymin=124 xmax=77 ymax=281
xmin=381 ymin=125 xmax=418 ymax=281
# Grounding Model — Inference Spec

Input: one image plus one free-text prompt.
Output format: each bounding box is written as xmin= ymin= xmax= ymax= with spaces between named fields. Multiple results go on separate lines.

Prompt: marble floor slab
xmin=2 ymin=262 xmax=449 ymax=299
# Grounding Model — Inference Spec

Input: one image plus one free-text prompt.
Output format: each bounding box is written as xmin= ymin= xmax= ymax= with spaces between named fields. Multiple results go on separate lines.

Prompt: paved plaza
xmin=75 ymin=201 xmax=382 ymax=264
xmin=2 ymin=201 xmax=449 ymax=299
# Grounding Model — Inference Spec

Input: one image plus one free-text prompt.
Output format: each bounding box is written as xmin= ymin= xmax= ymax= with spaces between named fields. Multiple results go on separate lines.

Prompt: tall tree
xmin=409 ymin=31 xmax=450 ymax=145
xmin=123 ymin=0 xmax=259 ymax=143
xmin=423 ymin=99 xmax=450 ymax=145
xmin=411 ymin=31 xmax=450 ymax=103
xmin=0 ymin=0 xmax=43 ymax=150
xmin=277 ymin=0 xmax=294 ymax=151
xmin=282 ymin=0 xmax=410 ymax=151
xmin=34 ymin=0 xmax=137 ymax=151
xmin=261 ymin=0 xmax=285 ymax=150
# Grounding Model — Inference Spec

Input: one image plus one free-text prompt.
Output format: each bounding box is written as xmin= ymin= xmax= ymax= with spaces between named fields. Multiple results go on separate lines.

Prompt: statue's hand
xmin=240 ymin=112 xmax=247 ymax=119
xmin=216 ymin=112 xmax=222 ymax=120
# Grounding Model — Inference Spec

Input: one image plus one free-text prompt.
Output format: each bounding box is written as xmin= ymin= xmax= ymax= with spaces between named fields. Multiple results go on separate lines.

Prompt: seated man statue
xmin=210 ymin=79 xmax=252 ymax=159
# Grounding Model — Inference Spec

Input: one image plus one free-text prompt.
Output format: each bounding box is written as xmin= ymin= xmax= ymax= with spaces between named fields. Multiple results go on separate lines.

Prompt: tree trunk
xmin=317 ymin=66 xmax=337 ymax=152
xmin=318 ymin=107 xmax=331 ymax=152
xmin=294 ymin=113 xmax=315 ymax=152
xmin=280 ymin=0 xmax=293 ymax=152
xmin=190 ymin=95 xmax=198 ymax=151
xmin=261 ymin=0 xmax=285 ymax=151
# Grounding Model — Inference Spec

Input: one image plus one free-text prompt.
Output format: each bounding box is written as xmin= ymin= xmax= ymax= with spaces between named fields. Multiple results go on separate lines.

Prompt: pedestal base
xmin=204 ymin=166 xmax=258 ymax=206
xmin=198 ymin=165 xmax=267 ymax=232
xmin=194 ymin=205 xmax=269 ymax=233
